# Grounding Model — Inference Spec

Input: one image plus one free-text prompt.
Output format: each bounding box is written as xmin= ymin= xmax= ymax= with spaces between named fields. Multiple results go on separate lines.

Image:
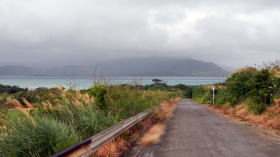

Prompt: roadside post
xmin=211 ymin=86 xmax=215 ymax=105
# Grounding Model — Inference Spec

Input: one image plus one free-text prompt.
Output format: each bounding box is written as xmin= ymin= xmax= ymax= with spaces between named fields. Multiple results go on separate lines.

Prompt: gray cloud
xmin=0 ymin=0 xmax=279 ymax=68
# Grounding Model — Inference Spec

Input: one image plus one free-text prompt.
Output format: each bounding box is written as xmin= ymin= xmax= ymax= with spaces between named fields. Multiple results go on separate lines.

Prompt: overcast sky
xmin=0 ymin=0 xmax=279 ymax=68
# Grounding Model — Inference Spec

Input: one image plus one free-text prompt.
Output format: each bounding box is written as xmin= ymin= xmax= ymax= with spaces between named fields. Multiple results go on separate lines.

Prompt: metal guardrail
xmin=52 ymin=109 xmax=153 ymax=157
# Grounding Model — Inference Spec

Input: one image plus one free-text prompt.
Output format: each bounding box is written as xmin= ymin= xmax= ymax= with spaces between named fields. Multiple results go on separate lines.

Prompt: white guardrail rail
xmin=52 ymin=109 xmax=153 ymax=157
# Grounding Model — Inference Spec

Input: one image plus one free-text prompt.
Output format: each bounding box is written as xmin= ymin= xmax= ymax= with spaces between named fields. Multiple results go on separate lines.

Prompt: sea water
xmin=0 ymin=76 xmax=226 ymax=90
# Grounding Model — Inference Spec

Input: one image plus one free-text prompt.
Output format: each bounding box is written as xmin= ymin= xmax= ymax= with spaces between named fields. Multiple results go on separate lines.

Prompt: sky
xmin=0 ymin=0 xmax=279 ymax=68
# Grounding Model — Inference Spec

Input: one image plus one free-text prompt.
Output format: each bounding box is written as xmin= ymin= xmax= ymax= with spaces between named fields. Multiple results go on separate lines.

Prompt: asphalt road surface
xmin=133 ymin=99 xmax=280 ymax=157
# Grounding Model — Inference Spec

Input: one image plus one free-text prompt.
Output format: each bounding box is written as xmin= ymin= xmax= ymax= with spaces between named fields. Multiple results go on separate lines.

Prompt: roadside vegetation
xmin=3 ymin=61 xmax=279 ymax=156
xmin=0 ymin=83 xmax=178 ymax=157
xmin=192 ymin=60 xmax=280 ymax=131
xmin=96 ymin=98 xmax=179 ymax=157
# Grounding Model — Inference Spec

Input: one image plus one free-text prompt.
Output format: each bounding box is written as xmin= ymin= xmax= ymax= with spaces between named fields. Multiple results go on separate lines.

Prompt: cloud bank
xmin=0 ymin=0 xmax=279 ymax=67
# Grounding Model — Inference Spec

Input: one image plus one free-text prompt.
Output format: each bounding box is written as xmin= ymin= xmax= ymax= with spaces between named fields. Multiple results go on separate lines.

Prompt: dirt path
xmin=131 ymin=99 xmax=280 ymax=157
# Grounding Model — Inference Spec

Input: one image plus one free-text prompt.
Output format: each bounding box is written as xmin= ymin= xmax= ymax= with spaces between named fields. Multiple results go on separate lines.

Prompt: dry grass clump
xmin=234 ymin=104 xmax=249 ymax=117
xmin=5 ymin=98 xmax=37 ymax=126
xmin=156 ymin=101 xmax=177 ymax=121
xmin=221 ymin=103 xmax=235 ymax=115
xmin=156 ymin=102 xmax=174 ymax=120
xmin=140 ymin=123 xmax=166 ymax=146
xmin=22 ymin=98 xmax=34 ymax=108
xmin=96 ymin=137 xmax=128 ymax=157
xmin=52 ymin=85 xmax=65 ymax=91
xmin=171 ymin=97 xmax=182 ymax=103
xmin=202 ymin=85 xmax=226 ymax=89
xmin=137 ymin=118 xmax=154 ymax=132
xmin=270 ymin=69 xmax=280 ymax=78
xmin=95 ymin=118 xmax=156 ymax=157
xmin=233 ymin=67 xmax=257 ymax=74
xmin=268 ymin=60 xmax=280 ymax=78
xmin=6 ymin=98 xmax=23 ymax=108
xmin=140 ymin=101 xmax=177 ymax=147
xmin=209 ymin=99 xmax=280 ymax=131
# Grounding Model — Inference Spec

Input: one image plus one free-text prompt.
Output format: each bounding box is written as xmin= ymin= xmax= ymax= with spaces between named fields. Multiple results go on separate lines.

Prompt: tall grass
xmin=0 ymin=117 xmax=80 ymax=157
xmin=0 ymin=84 xmax=174 ymax=156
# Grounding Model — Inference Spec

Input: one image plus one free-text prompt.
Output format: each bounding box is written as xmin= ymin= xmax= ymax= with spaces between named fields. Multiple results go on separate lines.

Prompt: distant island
xmin=0 ymin=57 xmax=229 ymax=77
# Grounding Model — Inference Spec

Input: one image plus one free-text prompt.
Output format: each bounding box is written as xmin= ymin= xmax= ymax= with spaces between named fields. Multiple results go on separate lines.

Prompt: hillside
xmin=96 ymin=57 xmax=228 ymax=76
xmin=0 ymin=57 xmax=228 ymax=77
xmin=0 ymin=65 xmax=37 ymax=76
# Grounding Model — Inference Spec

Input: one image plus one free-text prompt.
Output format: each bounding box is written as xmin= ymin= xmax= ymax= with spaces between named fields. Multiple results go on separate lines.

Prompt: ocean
xmin=0 ymin=76 xmax=226 ymax=90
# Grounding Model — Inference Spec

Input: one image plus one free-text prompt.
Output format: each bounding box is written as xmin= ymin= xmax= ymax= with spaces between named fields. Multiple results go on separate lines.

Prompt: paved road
xmin=134 ymin=99 xmax=280 ymax=157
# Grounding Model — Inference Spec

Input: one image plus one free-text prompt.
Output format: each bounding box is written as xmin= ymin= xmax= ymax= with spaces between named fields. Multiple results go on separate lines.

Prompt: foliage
xmin=191 ymin=67 xmax=280 ymax=114
xmin=89 ymin=84 xmax=107 ymax=109
xmin=214 ymin=88 xmax=230 ymax=107
xmin=12 ymin=87 xmax=63 ymax=107
xmin=246 ymin=98 xmax=266 ymax=114
xmin=0 ymin=84 xmax=174 ymax=156
xmin=105 ymin=85 xmax=170 ymax=118
xmin=138 ymin=83 xmax=191 ymax=98
xmin=227 ymin=68 xmax=278 ymax=111
xmin=192 ymin=87 xmax=211 ymax=104
xmin=173 ymin=84 xmax=193 ymax=98
xmin=151 ymin=79 xmax=167 ymax=86
xmin=0 ymin=84 xmax=27 ymax=94
xmin=226 ymin=68 xmax=257 ymax=105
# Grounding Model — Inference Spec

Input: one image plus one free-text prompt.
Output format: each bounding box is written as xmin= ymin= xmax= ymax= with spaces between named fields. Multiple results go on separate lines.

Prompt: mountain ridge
xmin=0 ymin=57 xmax=229 ymax=77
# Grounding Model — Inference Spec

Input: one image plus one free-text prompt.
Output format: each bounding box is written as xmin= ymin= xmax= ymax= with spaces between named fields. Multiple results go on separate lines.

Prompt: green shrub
xmin=191 ymin=67 xmax=279 ymax=114
xmin=226 ymin=68 xmax=257 ymax=105
xmin=273 ymin=79 xmax=280 ymax=99
xmin=0 ymin=84 xmax=27 ymax=94
xmin=246 ymin=98 xmax=266 ymax=114
xmin=274 ymin=90 xmax=280 ymax=99
xmin=89 ymin=84 xmax=107 ymax=109
xmin=226 ymin=68 xmax=278 ymax=112
xmin=192 ymin=87 xmax=212 ymax=104
xmin=182 ymin=88 xmax=193 ymax=98
xmin=215 ymin=88 xmax=229 ymax=107
xmin=246 ymin=70 xmax=275 ymax=105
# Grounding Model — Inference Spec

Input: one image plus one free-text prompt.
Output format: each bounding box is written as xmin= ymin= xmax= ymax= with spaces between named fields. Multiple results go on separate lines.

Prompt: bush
xmin=246 ymin=70 xmax=275 ymax=104
xmin=191 ymin=67 xmax=280 ymax=114
xmin=215 ymin=88 xmax=230 ymax=107
xmin=226 ymin=68 xmax=278 ymax=112
xmin=176 ymin=85 xmax=193 ymax=98
xmin=274 ymin=90 xmax=280 ymax=99
xmin=192 ymin=87 xmax=212 ymax=104
xmin=246 ymin=98 xmax=266 ymax=114
xmin=89 ymin=84 xmax=107 ymax=109
xmin=226 ymin=68 xmax=257 ymax=105
xmin=0 ymin=84 xmax=27 ymax=94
